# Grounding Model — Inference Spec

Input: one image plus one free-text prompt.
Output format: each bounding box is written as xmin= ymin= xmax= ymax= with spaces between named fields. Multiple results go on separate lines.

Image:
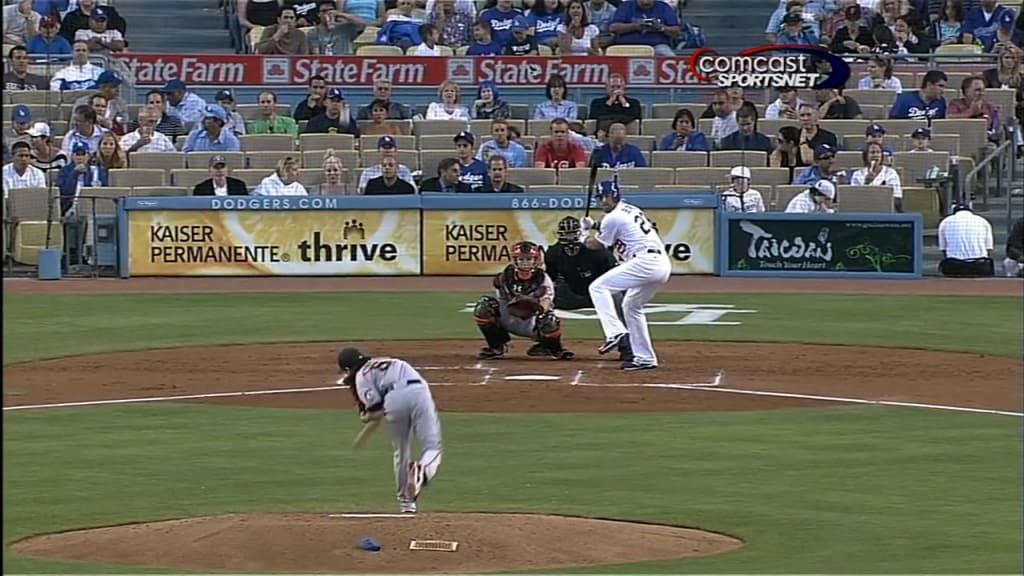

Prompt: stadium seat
xmin=169 ymin=169 xmax=210 ymax=189
xmin=526 ymin=185 xmax=584 ymax=193
xmin=652 ymin=185 xmax=719 ymax=193
xmin=9 ymin=91 xmax=61 ymax=106
xmin=844 ymin=89 xmax=898 ymax=109
xmin=748 ymin=167 xmax=793 ymax=186
xmin=413 ymin=120 xmax=469 ymax=136
xmin=356 ymin=45 xmax=403 ymax=56
xmin=129 ymin=152 xmax=186 ymax=171
xmin=232 ymin=169 xmax=271 ymax=187
xmin=131 ymin=186 xmax=190 ymax=197
xmin=239 ymin=134 xmax=296 ymax=152
xmin=303 ymin=149 xmax=360 ymax=170
xmin=236 ymin=104 xmax=293 ymax=122
xmin=893 ymin=151 xmax=950 ymax=186
xmin=299 ymin=133 xmax=355 ymax=151
xmin=836 ymin=186 xmax=894 ymax=212
xmin=507 ymin=168 xmax=557 ymax=187
xmin=650 ymin=151 xmax=708 ymax=169
xmin=557 ymin=167 xmax=614 ymax=186
xmin=675 ymin=167 xmax=730 ymax=186
xmin=246 ymin=151 xmax=293 ymax=169
xmin=419 ymin=150 xmax=455 ymax=174
xmin=186 ymin=151 xmax=244 ymax=170
xmin=616 ymin=167 xmax=674 ymax=189
xmin=360 ymin=149 xmax=418 ymax=170
xmin=710 ymin=150 xmax=768 ymax=168
xmin=902 ymin=187 xmax=942 ymax=228
xmin=859 ymin=104 xmax=887 ymax=120
xmin=605 ymin=45 xmax=655 ymax=57
xmin=772 ymin=185 xmax=807 ymax=211
xmin=76 ymin=187 xmax=131 ymax=216
xmin=299 ymin=170 xmax=325 ymax=189
xmin=109 ymin=169 xmax=167 ymax=188
xmin=931 ymin=119 xmax=988 ymax=158
xmin=359 ymin=134 xmax=415 ymax=151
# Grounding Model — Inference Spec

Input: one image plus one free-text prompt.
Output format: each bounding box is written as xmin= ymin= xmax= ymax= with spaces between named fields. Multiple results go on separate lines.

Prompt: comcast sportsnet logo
xmin=688 ymin=45 xmax=851 ymax=89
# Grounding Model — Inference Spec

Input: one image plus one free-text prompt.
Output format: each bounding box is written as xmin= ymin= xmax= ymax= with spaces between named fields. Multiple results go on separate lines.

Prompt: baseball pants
xmin=384 ymin=383 xmax=442 ymax=505
xmin=588 ymin=253 xmax=671 ymax=365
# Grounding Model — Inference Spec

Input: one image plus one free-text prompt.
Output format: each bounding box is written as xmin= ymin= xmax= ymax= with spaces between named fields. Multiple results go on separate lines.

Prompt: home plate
xmin=328 ymin=513 xmax=415 ymax=518
xmin=504 ymin=375 xmax=560 ymax=381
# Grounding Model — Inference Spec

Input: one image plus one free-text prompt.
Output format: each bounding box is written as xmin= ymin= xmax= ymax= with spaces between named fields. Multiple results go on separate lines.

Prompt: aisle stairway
xmin=114 ymin=0 xmax=232 ymax=54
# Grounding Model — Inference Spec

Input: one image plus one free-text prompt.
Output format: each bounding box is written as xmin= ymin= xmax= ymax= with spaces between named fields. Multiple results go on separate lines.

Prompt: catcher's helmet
xmin=511 ymin=240 xmax=542 ymax=273
xmin=338 ymin=347 xmax=369 ymax=374
xmin=556 ymin=216 xmax=581 ymax=244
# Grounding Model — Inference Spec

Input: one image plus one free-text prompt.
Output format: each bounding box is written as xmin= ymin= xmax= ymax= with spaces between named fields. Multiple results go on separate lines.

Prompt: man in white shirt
xmin=121 ymin=105 xmax=176 ymax=154
xmin=764 ymin=87 xmax=804 ymax=120
xmin=786 ymin=179 xmax=837 ymax=213
xmin=3 ymin=141 xmax=47 ymax=197
xmin=937 ymin=203 xmax=994 ymax=277
xmin=720 ymin=166 xmax=766 ymax=212
xmin=49 ymin=40 xmax=104 ymax=91
xmin=357 ymin=136 xmax=415 ymax=193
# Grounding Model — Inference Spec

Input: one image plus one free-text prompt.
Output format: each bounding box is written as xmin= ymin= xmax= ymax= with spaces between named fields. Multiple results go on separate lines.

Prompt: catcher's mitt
xmin=507 ymin=295 xmax=544 ymax=319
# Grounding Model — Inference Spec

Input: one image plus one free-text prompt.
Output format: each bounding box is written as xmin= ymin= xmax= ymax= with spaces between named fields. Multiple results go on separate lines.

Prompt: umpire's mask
xmin=557 ymin=216 xmax=582 ymax=256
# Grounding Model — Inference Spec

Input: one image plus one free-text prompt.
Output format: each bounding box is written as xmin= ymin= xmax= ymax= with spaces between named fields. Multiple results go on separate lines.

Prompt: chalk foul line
xmin=3 ymin=382 xmax=1019 ymax=418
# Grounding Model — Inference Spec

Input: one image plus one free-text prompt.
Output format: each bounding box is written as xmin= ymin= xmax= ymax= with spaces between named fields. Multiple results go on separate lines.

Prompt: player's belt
xmin=406 ymin=379 xmax=423 ymax=386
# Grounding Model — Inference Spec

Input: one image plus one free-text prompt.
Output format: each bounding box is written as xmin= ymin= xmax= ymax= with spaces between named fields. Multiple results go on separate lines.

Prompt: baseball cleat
xmin=551 ymin=348 xmax=575 ymax=360
xmin=526 ymin=343 xmax=551 ymax=357
xmin=477 ymin=345 xmax=507 ymax=360
xmin=406 ymin=462 xmax=424 ymax=500
xmin=621 ymin=360 xmax=657 ymax=371
xmin=598 ymin=333 xmax=627 ymax=355
xmin=399 ymin=500 xmax=417 ymax=514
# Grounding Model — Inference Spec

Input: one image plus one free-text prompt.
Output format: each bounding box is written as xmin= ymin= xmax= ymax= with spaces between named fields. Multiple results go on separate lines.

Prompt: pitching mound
xmin=10 ymin=512 xmax=742 ymax=573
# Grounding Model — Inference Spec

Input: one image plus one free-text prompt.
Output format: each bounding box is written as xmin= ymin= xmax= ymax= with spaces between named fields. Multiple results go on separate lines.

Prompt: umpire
xmin=544 ymin=216 xmax=633 ymax=361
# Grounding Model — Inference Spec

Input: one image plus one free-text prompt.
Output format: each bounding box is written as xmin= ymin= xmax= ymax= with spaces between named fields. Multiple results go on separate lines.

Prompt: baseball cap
xmin=91 ymin=7 xmax=108 ymax=21
xmin=12 ymin=104 xmax=31 ymax=124
xmin=512 ymin=15 xmax=530 ymax=32
xmin=865 ymin=122 xmax=886 ymax=136
xmin=208 ymin=154 xmax=227 ymax=168
xmin=811 ymin=179 xmax=836 ymax=200
xmin=998 ymin=10 xmax=1014 ymax=29
xmin=40 ymin=15 xmax=59 ymax=27
xmin=204 ymin=104 xmax=228 ymax=122
xmin=729 ymin=166 xmax=751 ymax=180
xmin=97 ymin=70 xmax=122 ymax=86
xmin=377 ymin=135 xmax=397 ymax=149
xmin=911 ymin=127 xmax=932 ymax=139
xmin=783 ymin=13 xmax=803 ymax=25
xmin=453 ymin=130 xmax=475 ymax=145
xmin=71 ymin=141 xmax=91 ymax=155
xmin=161 ymin=79 xmax=187 ymax=93
xmin=214 ymin=89 xmax=234 ymax=102
xmin=27 ymin=122 xmax=50 ymax=138
xmin=814 ymin=143 xmax=836 ymax=159
xmin=327 ymin=87 xmax=345 ymax=101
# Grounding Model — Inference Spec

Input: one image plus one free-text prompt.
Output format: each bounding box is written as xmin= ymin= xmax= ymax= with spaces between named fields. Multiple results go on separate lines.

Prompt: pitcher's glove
xmin=508 ymin=295 xmax=544 ymax=319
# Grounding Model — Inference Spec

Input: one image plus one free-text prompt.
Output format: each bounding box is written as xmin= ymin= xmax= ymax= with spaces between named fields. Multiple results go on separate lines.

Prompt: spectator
xmin=720 ymin=166 xmax=766 ymax=213
xmin=851 ymin=141 xmax=904 ymax=211
xmin=430 ymin=0 xmax=473 ymax=48
xmin=657 ymin=109 xmax=709 ymax=152
xmin=467 ymin=19 xmax=504 ymax=55
xmin=609 ymin=0 xmax=681 ymax=56
xmin=589 ymin=73 xmax=641 ymax=138
xmin=365 ymin=156 xmax=417 ymax=195
xmin=315 ymin=149 xmax=351 ymax=195
xmin=568 ymin=119 xmax=601 ymax=153
xmin=765 ymin=87 xmax=805 ymax=120
xmin=214 ymin=90 xmax=247 ymax=137
xmin=293 ymin=76 xmax=328 ymax=122
xmin=384 ymin=0 xmax=426 ymax=24
xmin=96 ymin=131 xmax=125 ymax=171
xmin=797 ymin=103 xmax=838 ymax=165
xmin=948 ymin=76 xmax=1002 ymax=139
xmin=127 ymin=90 xmax=187 ymax=143
xmin=426 ymin=81 xmax=470 ymax=120
xmin=420 ymin=157 xmax=474 ymax=192
xmin=86 ymin=94 xmax=124 ymax=138
xmin=62 ymin=105 xmax=105 ymax=156
xmin=816 ymin=87 xmax=864 ymax=119
xmin=257 ymin=6 xmax=310 ymax=54
xmin=863 ymin=122 xmax=896 ymax=156
xmin=506 ymin=15 xmax=538 ymax=54
xmin=937 ymin=202 xmax=994 ymax=276
xmin=237 ymin=0 xmax=286 ymax=34
xmin=594 ymin=122 xmax=647 ymax=168
xmin=27 ymin=123 xmax=67 ymax=173
xmin=247 ymin=90 xmax=300 ymax=137
xmin=4 ymin=106 xmax=34 ymax=162
xmin=720 ymin=107 xmax=774 ymax=154
xmin=193 ymin=155 xmax=249 ymax=196
xmin=859 ymin=57 xmax=902 ymax=93
xmin=707 ymin=88 xmax=738 ymax=144
xmin=701 ymin=85 xmax=755 ymax=119
xmin=1003 ymin=216 xmax=1023 ymax=277
xmin=908 ymin=126 xmax=934 ymax=150
xmin=479 ymin=155 xmax=525 ymax=192
xmin=558 ymin=0 xmax=602 ymax=55
xmin=49 ymin=41 xmax=102 ymax=91
xmin=983 ymin=45 xmax=1023 ymax=128
xmin=121 ymin=105 xmax=177 ymax=154
xmin=252 ymin=156 xmax=308 ymax=196
xmin=989 ymin=10 xmax=1023 ymax=52
xmin=530 ymin=0 xmax=566 ymax=48
xmin=830 ymin=3 xmax=877 ymax=52
xmin=962 ymin=0 xmax=1013 ymax=49
xmin=56 ymin=141 xmax=108 ymax=216
xmin=929 ymin=0 xmax=964 ymax=45
xmin=361 ymin=99 xmax=405 ymax=136
xmin=182 ymin=105 xmax=242 ymax=153
xmin=479 ymin=0 xmax=522 ymax=48
xmin=889 ymin=69 xmax=948 ymax=119
xmin=793 ymin=143 xmax=845 ymax=185
xmin=162 ymin=79 xmax=209 ymax=127
xmin=777 ymin=12 xmax=818 ymax=43
xmin=310 ymin=0 xmax=360 ymax=55
xmin=357 ymin=80 xmax=413 ymax=120
xmin=4 ymin=45 xmax=48 ymax=91
xmin=26 ymin=15 xmax=71 ymax=57
xmin=586 ymin=0 xmax=617 ymax=40
xmin=305 ymin=87 xmax=359 ymax=135
xmin=892 ymin=15 xmax=931 ymax=53
xmin=4 ymin=0 xmax=41 ymax=45
xmin=473 ymin=81 xmax=512 ymax=120
xmin=74 ymin=7 xmax=125 ymax=54
xmin=59 ymin=0 xmax=125 ymax=43
xmin=786 ymin=179 xmax=837 ymax=213
xmin=3 ymin=141 xmax=46 ymax=196
xmin=534 ymin=74 xmax=578 ymax=120
xmin=766 ymin=0 xmax=820 ymax=42
xmin=477 ymin=119 xmax=527 ymax=167
xmin=535 ymin=118 xmax=589 ymax=169
xmin=454 ymin=131 xmax=488 ymax=189
xmin=357 ymin=135 xmax=415 ymax=193
xmin=770 ymin=125 xmax=807 ymax=178
xmin=71 ymin=70 xmax=127 ymax=134
xmin=337 ymin=0 xmax=380 ymax=24
xmin=412 ymin=23 xmax=443 ymax=55
xmin=285 ymin=0 xmax=322 ymax=26
xmin=825 ymin=0 xmax=877 ymax=45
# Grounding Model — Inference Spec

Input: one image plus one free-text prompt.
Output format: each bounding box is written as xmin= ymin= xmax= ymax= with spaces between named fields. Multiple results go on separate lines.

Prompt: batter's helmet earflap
xmin=338 ymin=347 xmax=369 ymax=374
xmin=556 ymin=216 xmax=581 ymax=243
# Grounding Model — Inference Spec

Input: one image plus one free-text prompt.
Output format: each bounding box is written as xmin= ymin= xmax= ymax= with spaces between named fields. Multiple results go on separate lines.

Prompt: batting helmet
xmin=338 ymin=347 xmax=370 ymax=374
xmin=511 ymin=240 xmax=542 ymax=272
xmin=556 ymin=216 xmax=581 ymax=244
xmin=596 ymin=177 xmax=620 ymax=202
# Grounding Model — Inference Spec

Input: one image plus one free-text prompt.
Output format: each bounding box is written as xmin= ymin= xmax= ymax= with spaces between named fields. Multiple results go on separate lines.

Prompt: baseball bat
xmin=584 ymin=148 xmax=599 ymax=219
xmin=352 ymin=418 xmax=381 ymax=450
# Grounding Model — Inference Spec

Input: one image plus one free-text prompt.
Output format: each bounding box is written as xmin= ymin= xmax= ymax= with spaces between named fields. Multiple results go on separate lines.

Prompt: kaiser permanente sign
xmin=112 ymin=54 xmax=711 ymax=87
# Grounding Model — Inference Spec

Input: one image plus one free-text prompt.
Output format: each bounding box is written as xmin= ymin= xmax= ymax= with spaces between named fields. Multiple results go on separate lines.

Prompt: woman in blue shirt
xmin=658 ymin=109 xmax=709 ymax=152
xmin=533 ymin=74 xmax=579 ymax=120
xmin=528 ymin=0 xmax=565 ymax=48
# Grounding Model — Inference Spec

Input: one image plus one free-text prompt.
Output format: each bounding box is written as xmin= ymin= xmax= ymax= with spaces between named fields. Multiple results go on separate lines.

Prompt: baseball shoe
xmin=477 ymin=345 xmax=507 ymax=360
xmin=398 ymin=499 xmax=417 ymax=514
xmin=405 ymin=462 xmax=425 ymax=501
xmin=526 ymin=342 xmax=551 ymax=357
xmin=617 ymin=335 xmax=634 ymax=362
xmin=621 ymin=360 xmax=657 ymax=371
xmin=551 ymin=348 xmax=575 ymax=360
xmin=598 ymin=333 xmax=627 ymax=355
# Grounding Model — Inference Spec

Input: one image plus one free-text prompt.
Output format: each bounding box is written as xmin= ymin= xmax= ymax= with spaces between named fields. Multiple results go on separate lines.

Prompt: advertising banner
xmin=725 ymin=217 xmax=917 ymax=274
xmin=422 ymin=209 xmax=715 ymax=275
xmin=128 ymin=210 xmax=421 ymax=276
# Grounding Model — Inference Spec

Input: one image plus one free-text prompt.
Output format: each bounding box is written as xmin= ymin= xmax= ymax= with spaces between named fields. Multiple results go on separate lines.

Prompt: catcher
xmin=339 ymin=347 xmax=442 ymax=514
xmin=473 ymin=240 xmax=575 ymax=360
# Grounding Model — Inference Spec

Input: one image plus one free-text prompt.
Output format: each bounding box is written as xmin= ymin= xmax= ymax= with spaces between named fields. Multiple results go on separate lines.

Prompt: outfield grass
xmin=2 ymin=292 xmax=1022 ymax=573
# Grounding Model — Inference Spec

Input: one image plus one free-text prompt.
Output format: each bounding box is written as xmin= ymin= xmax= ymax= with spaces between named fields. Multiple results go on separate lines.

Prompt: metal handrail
xmin=963 ymin=137 xmax=1015 ymax=210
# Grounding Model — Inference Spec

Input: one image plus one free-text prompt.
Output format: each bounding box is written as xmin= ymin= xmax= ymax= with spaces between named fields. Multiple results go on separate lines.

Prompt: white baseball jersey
xmin=355 ymin=357 xmax=427 ymax=410
xmin=597 ymin=201 xmax=664 ymax=262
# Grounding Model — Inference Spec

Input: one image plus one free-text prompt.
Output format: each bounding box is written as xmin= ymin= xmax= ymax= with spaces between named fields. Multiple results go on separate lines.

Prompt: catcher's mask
xmin=337 ymin=347 xmax=369 ymax=375
xmin=511 ymin=240 xmax=541 ymax=277
xmin=556 ymin=216 xmax=581 ymax=244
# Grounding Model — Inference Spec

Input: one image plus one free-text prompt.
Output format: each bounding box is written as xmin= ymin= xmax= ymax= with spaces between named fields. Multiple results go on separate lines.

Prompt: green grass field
xmin=3 ymin=292 xmax=1022 ymax=573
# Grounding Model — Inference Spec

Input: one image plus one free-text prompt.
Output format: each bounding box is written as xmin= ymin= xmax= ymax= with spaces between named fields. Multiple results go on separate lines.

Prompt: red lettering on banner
xmin=657 ymin=57 xmax=709 ymax=86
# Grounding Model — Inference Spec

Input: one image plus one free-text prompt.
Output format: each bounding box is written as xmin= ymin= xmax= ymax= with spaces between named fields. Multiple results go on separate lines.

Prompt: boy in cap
xmin=505 ymin=15 xmax=537 ymax=55
xmin=862 ymin=122 xmax=895 ymax=157
xmin=908 ymin=127 xmax=934 ymax=152
xmin=786 ymin=179 xmax=836 ymax=213
xmin=720 ymin=166 xmax=766 ymax=213
xmin=4 ymin=105 xmax=34 ymax=161
xmin=466 ymin=19 xmax=504 ymax=56
xmin=215 ymin=90 xmax=247 ymax=137
xmin=182 ymin=105 xmax=241 ymax=153
xmin=74 ymin=7 xmax=125 ymax=53
xmin=454 ymin=131 xmax=488 ymax=190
